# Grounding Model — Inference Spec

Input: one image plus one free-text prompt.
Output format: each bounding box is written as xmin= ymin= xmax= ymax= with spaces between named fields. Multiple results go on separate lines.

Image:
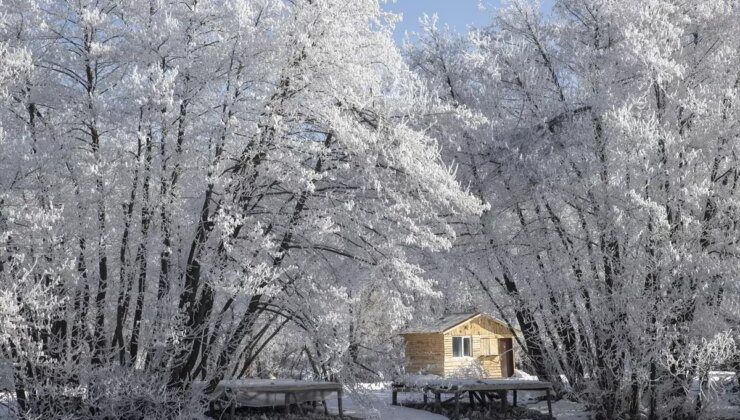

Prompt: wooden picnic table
xmin=392 ymin=378 xmax=553 ymax=419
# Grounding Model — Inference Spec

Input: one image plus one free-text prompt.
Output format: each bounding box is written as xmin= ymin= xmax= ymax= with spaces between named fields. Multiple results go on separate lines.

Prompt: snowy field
xmin=2 ymin=374 xmax=738 ymax=419
xmin=325 ymin=372 xmax=740 ymax=420
xmin=1 ymin=384 xmax=584 ymax=420
xmin=325 ymin=383 xmax=447 ymax=420
xmin=325 ymin=381 xmax=591 ymax=420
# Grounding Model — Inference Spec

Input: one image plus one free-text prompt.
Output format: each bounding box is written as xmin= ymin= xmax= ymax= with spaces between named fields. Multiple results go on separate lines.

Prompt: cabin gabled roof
xmin=401 ymin=312 xmax=478 ymax=334
xmin=400 ymin=312 xmax=518 ymax=335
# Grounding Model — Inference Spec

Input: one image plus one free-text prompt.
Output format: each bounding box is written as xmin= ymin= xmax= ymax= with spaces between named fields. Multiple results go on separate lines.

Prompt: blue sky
xmin=382 ymin=0 xmax=556 ymax=43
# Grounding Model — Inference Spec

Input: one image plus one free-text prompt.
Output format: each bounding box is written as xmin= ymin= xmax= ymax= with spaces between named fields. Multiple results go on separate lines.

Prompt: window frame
xmin=452 ymin=336 xmax=472 ymax=358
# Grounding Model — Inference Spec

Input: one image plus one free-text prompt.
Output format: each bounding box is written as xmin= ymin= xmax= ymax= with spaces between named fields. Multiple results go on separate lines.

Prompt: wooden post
xmin=322 ymin=400 xmax=329 ymax=415
xmin=469 ymin=391 xmax=475 ymax=408
xmin=513 ymin=389 xmax=518 ymax=407
xmin=392 ymin=388 xmax=398 ymax=405
xmin=435 ymin=391 xmax=441 ymax=409
xmin=546 ymin=388 xmax=553 ymax=419
xmin=338 ymin=387 xmax=344 ymax=419
xmin=423 ymin=391 xmax=428 ymax=405
xmin=499 ymin=390 xmax=507 ymax=413
xmin=454 ymin=391 xmax=460 ymax=420
xmin=226 ymin=387 xmax=236 ymax=420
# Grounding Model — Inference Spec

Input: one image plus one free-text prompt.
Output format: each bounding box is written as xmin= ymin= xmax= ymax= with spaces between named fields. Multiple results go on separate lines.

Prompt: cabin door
xmin=498 ymin=338 xmax=514 ymax=377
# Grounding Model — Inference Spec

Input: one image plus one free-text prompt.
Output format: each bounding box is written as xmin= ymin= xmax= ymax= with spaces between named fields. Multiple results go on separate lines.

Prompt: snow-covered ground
xmin=506 ymin=371 xmax=592 ymax=419
xmin=327 ymin=371 xmax=739 ymax=419
xmin=1 ymin=372 xmax=736 ymax=419
xmin=325 ymin=381 xmax=592 ymax=420
xmin=325 ymin=383 xmax=447 ymax=420
xmin=522 ymin=399 xmax=592 ymax=420
xmin=1 ymin=386 xmax=592 ymax=420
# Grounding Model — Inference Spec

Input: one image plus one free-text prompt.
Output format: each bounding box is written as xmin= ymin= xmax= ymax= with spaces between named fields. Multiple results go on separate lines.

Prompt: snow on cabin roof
xmin=401 ymin=312 xmax=480 ymax=334
xmin=400 ymin=312 xmax=520 ymax=335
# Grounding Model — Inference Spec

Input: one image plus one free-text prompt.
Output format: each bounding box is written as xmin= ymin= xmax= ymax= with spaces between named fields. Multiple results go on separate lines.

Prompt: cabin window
xmin=452 ymin=336 xmax=472 ymax=357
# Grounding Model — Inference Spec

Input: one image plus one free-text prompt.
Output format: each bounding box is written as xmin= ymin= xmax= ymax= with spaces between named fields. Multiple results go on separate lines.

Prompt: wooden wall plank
xmin=403 ymin=333 xmax=444 ymax=376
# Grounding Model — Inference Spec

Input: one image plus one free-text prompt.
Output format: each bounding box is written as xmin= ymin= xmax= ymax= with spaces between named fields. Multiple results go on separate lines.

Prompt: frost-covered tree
xmin=0 ymin=0 xmax=483 ymax=417
xmin=408 ymin=1 xmax=740 ymax=418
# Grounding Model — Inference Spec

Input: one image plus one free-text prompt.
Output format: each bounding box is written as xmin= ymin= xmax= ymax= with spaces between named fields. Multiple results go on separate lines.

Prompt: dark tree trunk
xmin=129 ymin=126 xmax=154 ymax=363
xmin=112 ymin=110 xmax=143 ymax=364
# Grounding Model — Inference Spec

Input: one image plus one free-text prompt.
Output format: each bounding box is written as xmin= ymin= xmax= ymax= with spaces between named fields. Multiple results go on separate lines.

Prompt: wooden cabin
xmin=400 ymin=313 xmax=518 ymax=378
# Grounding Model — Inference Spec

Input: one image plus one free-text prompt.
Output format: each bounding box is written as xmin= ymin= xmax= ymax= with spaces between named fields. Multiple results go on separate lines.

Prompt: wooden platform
xmin=194 ymin=379 xmax=343 ymax=418
xmin=392 ymin=378 xmax=553 ymax=420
